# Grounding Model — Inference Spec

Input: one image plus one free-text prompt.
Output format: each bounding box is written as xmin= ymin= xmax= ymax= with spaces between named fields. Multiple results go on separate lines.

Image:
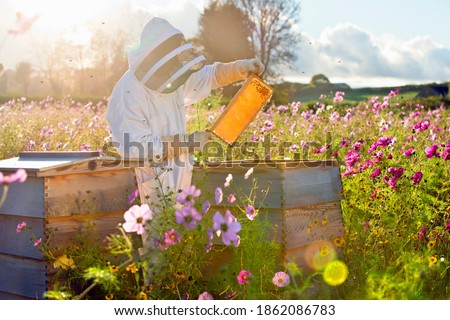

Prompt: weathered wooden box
xmin=0 ymin=152 xmax=136 ymax=299
xmin=192 ymin=160 xmax=344 ymax=271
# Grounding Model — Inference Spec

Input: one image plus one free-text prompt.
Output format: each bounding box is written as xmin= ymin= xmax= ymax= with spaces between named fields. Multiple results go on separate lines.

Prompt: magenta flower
xmin=368 ymin=136 xmax=392 ymax=153
xmin=445 ymin=221 xmax=450 ymax=233
xmin=237 ymin=269 xmax=253 ymax=285
xmin=272 ymin=271 xmax=290 ymax=288
xmin=164 ymin=228 xmax=181 ymax=246
xmin=224 ymin=173 xmax=233 ymax=187
xmin=333 ymin=91 xmax=345 ymax=103
xmin=413 ymin=120 xmax=430 ymax=133
xmin=123 ymin=204 xmax=153 ymax=235
xmin=388 ymin=167 xmax=404 ymax=179
xmin=344 ymin=149 xmax=360 ymax=167
xmin=370 ymin=189 xmax=377 ymax=200
xmin=418 ymin=226 xmax=427 ymax=240
xmin=403 ymin=148 xmax=415 ymax=157
xmin=227 ymin=194 xmax=236 ymax=204
xmin=225 ymin=291 xmax=237 ymax=299
xmin=34 ymin=238 xmax=42 ymax=247
xmin=442 ymin=144 xmax=450 ymax=160
xmin=198 ymin=292 xmax=214 ymax=300
xmin=202 ymin=200 xmax=211 ymax=214
xmin=0 ymin=168 xmax=27 ymax=184
xmin=16 ymin=221 xmax=27 ymax=233
xmin=425 ymin=144 xmax=440 ymax=158
xmin=213 ymin=210 xmax=241 ymax=246
xmin=175 ymin=206 xmax=202 ymax=230
xmin=245 ymin=205 xmax=257 ymax=220
xmin=369 ymin=168 xmax=381 ymax=179
xmin=412 ymin=171 xmax=423 ymax=185
xmin=176 ymin=185 xmax=201 ymax=206
xmin=244 ymin=167 xmax=254 ymax=179
xmin=215 ymin=187 xmax=223 ymax=205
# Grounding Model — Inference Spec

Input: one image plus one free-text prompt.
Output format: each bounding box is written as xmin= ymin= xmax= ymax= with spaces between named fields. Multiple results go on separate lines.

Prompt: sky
xmin=0 ymin=0 xmax=449 ymax=88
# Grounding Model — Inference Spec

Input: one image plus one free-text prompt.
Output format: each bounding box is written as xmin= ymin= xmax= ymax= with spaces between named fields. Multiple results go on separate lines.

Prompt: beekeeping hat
xmin=128 ymin=17 xmax=205 ymax=93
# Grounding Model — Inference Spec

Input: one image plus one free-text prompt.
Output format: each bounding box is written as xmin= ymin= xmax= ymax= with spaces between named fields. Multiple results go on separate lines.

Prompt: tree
xmin=196 ymin=1 xmax=254 ymax=63
xmin=310 ymin=74 xmax=331 ymax=87
xmin=230 ymin=0 xmax=301 ymax=81
xmin=15 ymin=61 xmax=33 ymax=95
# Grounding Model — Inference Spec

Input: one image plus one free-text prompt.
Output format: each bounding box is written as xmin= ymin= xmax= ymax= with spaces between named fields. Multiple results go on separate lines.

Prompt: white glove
xmin=236 ymin=58 xmax=265 ymax=78
xmin=215 ymin=58 xmax=265 ymax=87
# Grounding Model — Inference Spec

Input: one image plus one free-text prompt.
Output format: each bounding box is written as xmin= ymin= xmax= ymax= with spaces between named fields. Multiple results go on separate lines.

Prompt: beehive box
xmin=192 ymin=159 xmax=344 ymax=271
xmin=0 ymin=152 xmax=137 ymax=299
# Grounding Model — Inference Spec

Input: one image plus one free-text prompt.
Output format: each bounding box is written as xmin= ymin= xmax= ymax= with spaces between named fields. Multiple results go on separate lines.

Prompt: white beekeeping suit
xmin=106 ymin=17 xmax=264 ymax=220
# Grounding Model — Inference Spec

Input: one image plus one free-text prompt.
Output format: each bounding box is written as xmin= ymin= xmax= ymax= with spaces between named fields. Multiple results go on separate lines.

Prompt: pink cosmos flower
xmin=244 ymin=167 xmax=254 ymax=179
xmin=164 ymin=229 xmax=181 ymax=246
xmin=272 ymin=271 xmax=290 ymax=288
xmin=403 ymin=148 xmax=415 ymax=157
xmin=198 ymin=292 xmax=214 ymax=300
xmin=245 ymin=205 xmax=257 ymax=220
xmin=237 ymin=269 xmax=253 ymax=285
xmin=425 ymin=144 xmax=440 ymax=158
xmin=215 ymin=187 xmax=223 ymax=205
xmin=344 ymin=149 xmax=360 ymax=167
xmin=176 ymin=185 xmax=201 ymax=206
xmin=445 ymin=221 xmax=450 ymax=233
xmin=16 ymin=221 xmax=27 ymax=233
xmin=441 ymin=144 xmax=450 ymax=160
xmin=213 ymin=210 xmax=241 ymax=246
xmin=418 ymin=226 xmax=427 ymax=240
xmin=227 ymin=194 xmax=236 ymax=204
xmin=369 ymin=168 xmax=381 ymax=179
xmin=370 ymin=189 xmax=377 ymax=200
xmin=123 ymin=204 xmax=153 ymax=235
xmin=0 ymin=168 xmax=27 ymax=184
xmin=412 ymin=171 xmax=423 ymax=185
xmin=175 ymin=206 xmax=202 ymax=230
xmin=224 ymin=173 xmax=233 ymax=187
xmin=289 ymin=144 xmax=299 ymax=153
xmin=414 ymin=120 xmax=430 ymax=133
xmin=333 ymin=91 xmax=345 ymax=103
xmin=34 ymin=238 xmax=42 ymax=247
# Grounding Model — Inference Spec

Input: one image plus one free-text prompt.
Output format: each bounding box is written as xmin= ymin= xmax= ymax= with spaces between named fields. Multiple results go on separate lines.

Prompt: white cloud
xmin=286 ymin=23 xmax=450 ymax=87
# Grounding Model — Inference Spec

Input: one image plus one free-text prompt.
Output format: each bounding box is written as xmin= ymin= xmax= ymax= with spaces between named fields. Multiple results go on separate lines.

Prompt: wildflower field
xmin=1 ymin=89 xmax=449 ymax=300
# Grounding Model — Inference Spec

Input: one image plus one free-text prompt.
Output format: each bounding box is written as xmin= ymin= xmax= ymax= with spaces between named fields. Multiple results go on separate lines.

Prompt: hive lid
xmin=0 ymin=151 xmax=127 ymax=177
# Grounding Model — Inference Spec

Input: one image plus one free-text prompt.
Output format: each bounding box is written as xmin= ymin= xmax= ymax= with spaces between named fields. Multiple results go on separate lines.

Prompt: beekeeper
xmin=106 ymin=17 xmax=264 ymax=209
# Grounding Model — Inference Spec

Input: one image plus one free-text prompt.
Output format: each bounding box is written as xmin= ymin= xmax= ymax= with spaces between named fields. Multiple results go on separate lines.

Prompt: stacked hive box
xmin=0 ymin=152 xmax=136 ymax=299
xmin=192 ymin=160 xmax=344 ymax=271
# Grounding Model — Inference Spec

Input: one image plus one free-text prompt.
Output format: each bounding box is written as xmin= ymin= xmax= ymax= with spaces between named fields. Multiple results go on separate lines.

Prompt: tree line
xmin=0 ymin=0 xmax=301 ymax=98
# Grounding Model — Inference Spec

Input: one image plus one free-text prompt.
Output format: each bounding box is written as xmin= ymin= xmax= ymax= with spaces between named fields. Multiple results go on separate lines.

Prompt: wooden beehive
xmin=0 ymin=152 xmax=137 ymax=299
xmin=192 ymin=159 xmax=344 ymax=272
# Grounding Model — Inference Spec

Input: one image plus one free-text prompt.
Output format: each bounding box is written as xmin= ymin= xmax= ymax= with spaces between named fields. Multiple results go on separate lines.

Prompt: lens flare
xmin=304 ymin=240 xmax=336 ymax=271
xmin=323 ymin=260 xmax=348 ymax=286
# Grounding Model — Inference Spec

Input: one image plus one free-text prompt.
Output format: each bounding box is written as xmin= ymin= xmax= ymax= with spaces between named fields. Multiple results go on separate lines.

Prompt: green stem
xmin=0 ymin=184 xmax=9 ymax=208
